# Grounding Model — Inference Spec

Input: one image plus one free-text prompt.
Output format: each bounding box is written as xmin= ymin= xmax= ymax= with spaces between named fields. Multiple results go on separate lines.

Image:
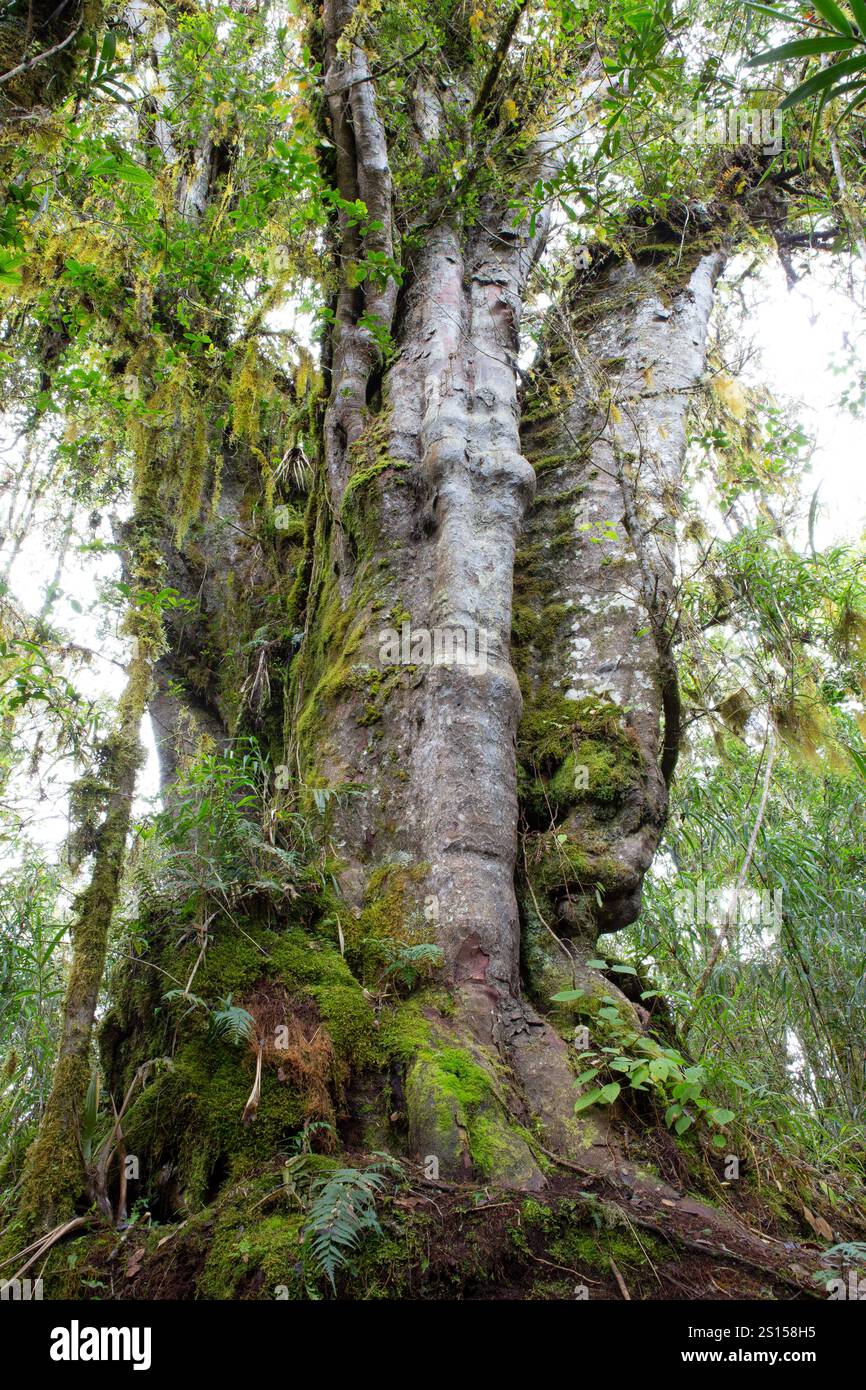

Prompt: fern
xmin=209 ymin=995 xmax=254 ymax=1044
xmin=303 ymin=1157 xmax=402 ymax=1291
xmin=366 ymin=938 xmax=444 ymax=991
xmin=383 ymin=942 xmax=443 ymax=989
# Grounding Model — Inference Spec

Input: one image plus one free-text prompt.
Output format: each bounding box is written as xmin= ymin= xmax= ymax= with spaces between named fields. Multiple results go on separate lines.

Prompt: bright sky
xmin=729 ymin=253 xmax=866 ymax=547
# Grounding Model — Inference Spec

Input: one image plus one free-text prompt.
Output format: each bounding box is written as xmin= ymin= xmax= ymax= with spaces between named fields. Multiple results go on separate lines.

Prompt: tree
xmin=0 ymin=0 xmax=95 ymax=126
xmin=2 ymin=0 xmax=865 ymax=1299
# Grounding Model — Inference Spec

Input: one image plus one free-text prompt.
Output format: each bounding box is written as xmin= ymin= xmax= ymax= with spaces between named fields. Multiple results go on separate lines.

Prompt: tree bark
xmin=509 ymin=244 xmax=734 ymax=1151
xmin=18 ymin=6 xmax=789 ymax=1233
xmin=18 ymin=537 xmax=155 ymax=1227
xmin=0 ymin=0 xmax=94 ymax=128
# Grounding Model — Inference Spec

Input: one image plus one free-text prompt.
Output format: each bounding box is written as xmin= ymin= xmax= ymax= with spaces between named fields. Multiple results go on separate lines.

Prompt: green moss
xmin=339 ymin=411 xmax=409 ymax=551
xmin=547 ymin=738 xmax=638 ymax=812
xmin=348 ymin=861 xmax=432 ymax=980
xmin=519 ymin=1194 xmax=667 ymax=1273
xmin=467 ymin=1112 xmax=540 ymax=1179
xmin=312 ymin=983 xmax=379 ymax=1068
xmin=106 ymin=919 xmax=388 ymax=1210
xmin=378 ymin=997 xmax=433 ymax=1061
xmin=292 ymin=555 xmax=377 ymax=758
xmin=431 ymin=1047 xmax=491 ymax=1107
xmin=341 ymin=455 xmax=409 ymax=536
xmin=199 ymin=1182 xmax=309 ymax=1298
xmin=517 ymin=689 xmax=642 ymax=828
xmin=355 ymin=662 xmax=407 ymax=725
xmin=16 ymin=626 xmax=153 ymax=1228
xmin=121 ymin=1036 xmax=305 ymax=1208
xmin=343 ymin=1214 xmax=434 ymax=1299
xmin=528 ymin=450 xmax=585 ymax=475
xmin=404 ymin=1030 xmax=542 ymax=1186
xmin=511 ymin=600 xmax=569 ymax=651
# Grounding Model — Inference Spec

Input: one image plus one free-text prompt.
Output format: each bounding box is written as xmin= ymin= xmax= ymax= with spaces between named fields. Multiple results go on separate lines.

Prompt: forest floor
xmin=27 ymin=1129 xmax=861 ymax=1302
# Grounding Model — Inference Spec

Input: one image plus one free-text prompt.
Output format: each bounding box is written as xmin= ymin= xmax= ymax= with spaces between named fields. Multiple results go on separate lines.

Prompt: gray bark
xmin=522 ymin=246 xmax=724 ymax=933
xmin=293 ymin=10 xmax=616 ymax=1175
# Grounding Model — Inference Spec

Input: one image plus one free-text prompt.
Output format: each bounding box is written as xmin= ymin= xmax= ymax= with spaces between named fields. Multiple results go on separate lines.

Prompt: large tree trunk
xmin=16 ymin=5 xmax=799 ymax=1279
xmin=516 ymin=230 xmax=726 ymax=1044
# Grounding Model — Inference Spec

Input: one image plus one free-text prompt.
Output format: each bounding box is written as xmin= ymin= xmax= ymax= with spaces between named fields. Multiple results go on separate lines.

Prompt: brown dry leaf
xmin=815 ymin=1214 xmax=833 ymax=1241
xmin=802 ymin=1206 xmax=833 ymax=1242
xmin=156 ymin=1219 xmax=186 ymax=1250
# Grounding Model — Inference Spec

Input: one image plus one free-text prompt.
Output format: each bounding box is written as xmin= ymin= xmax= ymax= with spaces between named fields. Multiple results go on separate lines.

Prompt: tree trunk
xmin=16 ymin=4 xmax=801 ymax=1283
xmin=517 ymin=231 xmax=726 ymax=1038
xmin=0 ymin=0 xmax=93 ymax=129
xmin=17 ymin=512 xmax=158 ymax=1226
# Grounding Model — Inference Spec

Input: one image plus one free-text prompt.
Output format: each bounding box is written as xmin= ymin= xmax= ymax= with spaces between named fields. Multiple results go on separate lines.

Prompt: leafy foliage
xmin=747 ymin=0 xmax=866 ymax=119
xmin=139 ymin=738 xmax=328 ymax=920
xmin=303 ymin=1156 xmax=404 ymax=1291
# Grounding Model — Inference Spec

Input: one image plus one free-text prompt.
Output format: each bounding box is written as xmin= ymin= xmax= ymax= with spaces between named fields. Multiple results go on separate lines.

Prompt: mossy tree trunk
xmin=515 ymin=229 xmax=728 ymax=1037
xmin=0 ymin=0 xmax=96 ymax=129
xmin=18 ymin=3 xmax=793 ymax=1235
xmin=17 ymin=502 xmax=163 ymax=1228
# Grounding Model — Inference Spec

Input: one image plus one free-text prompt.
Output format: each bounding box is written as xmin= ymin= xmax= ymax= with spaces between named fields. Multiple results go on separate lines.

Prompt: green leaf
xmin=744 ymin=2 xmax=828 ymax=29
xmin=779 ymin=55 xmax=866 ymax=110
xmin=574 ymin=1087 xmax=605 ymax=1112
xmin=551 ymin=988 xmax=585 ymax=1002
xmin=674 ymin=1112 xmax=694 ymax=1135
xmin=848 ymin=746 xmax=866 ymax=785
xmin=832 ymin=84 xmax=866 ymax=126
xmin=810 ymin=0 xmax=854 ymax=36
xmin=88 ymin=153 xmax=155 ymax=189
xmin=0 ymin=252 xmax=24 ymax=288
xmin=599 ymin=1082 xmax=621 ymax=1104
xmin=748 ymin=36 xmax=862 ymax=65
xmin=586 ymin=958 xmax=609 ymax=969
xmin=711 ymin=1108 xmax=735 ymax=1126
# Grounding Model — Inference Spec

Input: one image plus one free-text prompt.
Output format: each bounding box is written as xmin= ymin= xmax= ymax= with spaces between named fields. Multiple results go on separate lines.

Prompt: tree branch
xmin=0 ymin=19 xmax=82 ymax=88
